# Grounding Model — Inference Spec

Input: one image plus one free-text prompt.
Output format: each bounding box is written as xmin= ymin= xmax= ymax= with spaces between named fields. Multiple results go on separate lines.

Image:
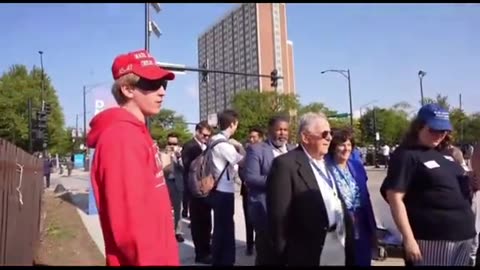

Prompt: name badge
xmin=424 ymin=160 xmax=440 ymax=169
xmin=444 ymin=155 xmax=454 ymax=162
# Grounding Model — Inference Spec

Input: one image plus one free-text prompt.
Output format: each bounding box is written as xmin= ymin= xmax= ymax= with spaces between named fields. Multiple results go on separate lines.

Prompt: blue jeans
xmin=211 ymin=190 xmax=235 ymax=266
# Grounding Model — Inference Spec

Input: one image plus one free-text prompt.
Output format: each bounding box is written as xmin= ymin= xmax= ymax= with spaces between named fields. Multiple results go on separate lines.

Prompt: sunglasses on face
xmin=428 ymin=128 xmax=449 ymax=135
xmin=307 ymin=130 xmax=332 ymax=140
xmin=135 ymin=78 xmax=168 ymax=91
xmin=167 ymin=142 xmax=178 ymax=146
xmin=201 ymin=133 xmax=211 ymax=138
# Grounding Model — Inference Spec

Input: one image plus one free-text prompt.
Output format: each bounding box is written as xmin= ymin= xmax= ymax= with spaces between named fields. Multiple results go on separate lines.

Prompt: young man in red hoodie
xmin=86 ymin=49 xmax=179 ymax=266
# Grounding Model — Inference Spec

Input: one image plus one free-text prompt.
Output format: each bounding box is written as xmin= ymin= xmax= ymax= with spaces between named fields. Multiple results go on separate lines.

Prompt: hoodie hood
xmin=87 ymin=107 xmax=148 ymax=148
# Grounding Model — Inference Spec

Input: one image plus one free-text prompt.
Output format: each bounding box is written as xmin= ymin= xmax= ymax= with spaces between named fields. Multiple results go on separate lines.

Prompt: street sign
xmin=375 ymin=132 xmax=380 ymax=141
xmin=328 ymin=113 xmax=350 ymax=118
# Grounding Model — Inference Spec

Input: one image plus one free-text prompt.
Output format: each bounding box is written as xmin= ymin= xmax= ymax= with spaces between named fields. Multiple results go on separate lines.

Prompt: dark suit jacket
xmin=266 ymin=146 xmax=355 ymax=266
xmin=242 ymin=141 xmax=295 ymax=230
xmin=181 ymin=138 xmax=203 ymax=189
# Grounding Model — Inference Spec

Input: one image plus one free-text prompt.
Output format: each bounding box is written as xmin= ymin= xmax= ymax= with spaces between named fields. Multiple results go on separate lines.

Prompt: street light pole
xmin=320 ymin=69 xmax=354 ymax=128
xmin=145 ymin=3 xmax=150 ymax=52
xmin=418 ymin=70 xmax=426 ymax=106
xmin=38 ymin=51 xmax=45 ymax=111
xmin=347 ymin=69 xmax=353 ymax=128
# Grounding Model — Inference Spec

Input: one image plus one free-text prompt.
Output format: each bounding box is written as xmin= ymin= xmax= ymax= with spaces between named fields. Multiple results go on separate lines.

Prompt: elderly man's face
xmin=301 ymin=118 xmax=332 ymax=156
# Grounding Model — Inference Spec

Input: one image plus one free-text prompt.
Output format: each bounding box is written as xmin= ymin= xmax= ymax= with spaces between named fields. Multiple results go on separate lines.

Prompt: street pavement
xmin=49 ymin=167 xmax=404 ymax=266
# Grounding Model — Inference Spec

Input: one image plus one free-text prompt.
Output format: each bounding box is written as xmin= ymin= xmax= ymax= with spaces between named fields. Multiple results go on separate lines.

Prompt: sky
xmin=1 ymin=3 xmax=479 ymax=129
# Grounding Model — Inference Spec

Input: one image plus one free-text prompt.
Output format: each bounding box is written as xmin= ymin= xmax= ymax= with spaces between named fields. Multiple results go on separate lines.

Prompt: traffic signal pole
xmin=158 ymin=63 xmax=283 ymax=83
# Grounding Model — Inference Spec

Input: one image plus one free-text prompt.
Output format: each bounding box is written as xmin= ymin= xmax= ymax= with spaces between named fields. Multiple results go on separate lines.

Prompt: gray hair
xmin=298 ymin=112 xmax=328 ymax=138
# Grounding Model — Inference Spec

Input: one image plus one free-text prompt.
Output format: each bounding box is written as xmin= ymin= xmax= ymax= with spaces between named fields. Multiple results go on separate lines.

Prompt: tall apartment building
xmin=198 ymin=3 xmax=296 ymax=121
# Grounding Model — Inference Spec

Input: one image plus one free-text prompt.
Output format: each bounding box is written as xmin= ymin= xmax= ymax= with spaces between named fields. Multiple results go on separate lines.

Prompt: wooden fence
xmin=0 ymin=139 xmax=43 ymax=265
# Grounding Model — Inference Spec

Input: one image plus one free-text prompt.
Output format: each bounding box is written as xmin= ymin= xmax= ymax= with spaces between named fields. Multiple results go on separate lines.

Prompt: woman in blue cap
xmin=380 ymin=103 xmax=475 ymax=266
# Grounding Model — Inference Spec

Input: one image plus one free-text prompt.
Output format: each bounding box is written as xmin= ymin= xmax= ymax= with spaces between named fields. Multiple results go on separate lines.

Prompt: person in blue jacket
xmin=327 ymin=128 xmax=378 ymax=266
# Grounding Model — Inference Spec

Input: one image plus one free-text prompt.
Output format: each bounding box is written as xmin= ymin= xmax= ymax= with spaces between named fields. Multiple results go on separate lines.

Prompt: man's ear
xmin=120 ymin=85 xmax=135 ymax=99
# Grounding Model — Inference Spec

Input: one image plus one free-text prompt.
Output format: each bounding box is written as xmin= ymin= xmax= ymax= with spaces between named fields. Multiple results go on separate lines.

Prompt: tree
xmin=0 ymin=65 xmax=65 ymax=153
xmin=463 ymin=113 xmax=480 ymax=144
xmin=423 ymin=94 xmax=451 ymax=111
xmin=231 ymin=90 xmax=301 ymax=142
xmin=150 ymin=108 xmax=192 ymax=147
xmin=298 ymin=102 xmax=337 ymax=117
xmin=359 ymin=107 xmax=409 ymax=146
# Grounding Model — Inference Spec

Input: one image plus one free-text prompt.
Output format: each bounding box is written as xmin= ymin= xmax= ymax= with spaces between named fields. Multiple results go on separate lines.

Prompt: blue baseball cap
xmin=417 ymin=103 xmax=452 ymax=131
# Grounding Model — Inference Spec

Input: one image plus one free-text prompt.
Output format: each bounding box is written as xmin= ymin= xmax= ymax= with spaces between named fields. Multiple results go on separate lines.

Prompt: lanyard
xmin=333 ymin=164 xmax=349 ymax=183
xmin=310 ymin=160 xmax=335 ymax=190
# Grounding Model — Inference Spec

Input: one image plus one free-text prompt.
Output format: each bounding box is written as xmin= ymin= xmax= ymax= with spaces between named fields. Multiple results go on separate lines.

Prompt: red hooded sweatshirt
xmin=86 ymin=107 xmax=179 ymax=266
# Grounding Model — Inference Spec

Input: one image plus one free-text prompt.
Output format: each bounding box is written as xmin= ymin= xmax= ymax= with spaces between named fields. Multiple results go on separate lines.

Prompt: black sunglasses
xmin=167 ymin=142 xmax=178 ymax=146
xmin=308 ymin=130 xmax=332 ymax=139
xmin=136 ymin=78 xmax=168 ymax=91
xmin=428 ymin=128 xmax=449 ymax=134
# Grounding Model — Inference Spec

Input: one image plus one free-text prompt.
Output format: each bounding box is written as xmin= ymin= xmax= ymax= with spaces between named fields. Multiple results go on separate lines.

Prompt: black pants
xmin=241 ymin=194 xmax=254 ymax=250
xmin=254 ymin=228 xmax=278 ymax=265
xmin=189 ymin=196 xmax=212 ymax=259
xmin=211 ymin=190 xmax=235 ymax=266
xmin=182 ymin=181 xmax=191 ymax=217
xmin=44 ymin=174 xmax=50 ymax=188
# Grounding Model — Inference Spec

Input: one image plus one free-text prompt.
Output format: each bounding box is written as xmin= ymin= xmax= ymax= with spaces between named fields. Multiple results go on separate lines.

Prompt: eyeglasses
xmin=307 ymin=130 xmax=332 ymax=140
xmin=167 ymin=142 xmax=178 ymax=146
xmin=136 ymin=78 xmax=168 ymax=91
xmin=201 ymin=133 xmax=211 ymax=138
xmin=428 ymin=128 xmax=449 ymax=135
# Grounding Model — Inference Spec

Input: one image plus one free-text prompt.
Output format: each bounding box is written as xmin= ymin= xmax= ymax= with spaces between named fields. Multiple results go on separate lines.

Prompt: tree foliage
xmin=231 ymin=90 xmax=301 ymax=142
xmin=359 ymin=107 xmax=410 ymax=146
xmin=150 ymin=108 xmax=192 ymax=147
xmin=0 ymin=65 xmax=65 ymax=153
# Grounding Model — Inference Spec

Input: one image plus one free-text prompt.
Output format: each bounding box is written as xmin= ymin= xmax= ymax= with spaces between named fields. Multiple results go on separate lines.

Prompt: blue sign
xmin=74 ymin=154 xmax=84 ymax=168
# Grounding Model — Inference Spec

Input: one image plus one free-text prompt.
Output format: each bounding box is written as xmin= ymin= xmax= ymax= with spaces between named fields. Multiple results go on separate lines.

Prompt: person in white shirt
xmin=266 ymin=112 xmax=355 ymax=266
xmin=381 ymin=144 xmax=390 ymax=169
xmin=209 ymin=110 xmax=244 ymax=266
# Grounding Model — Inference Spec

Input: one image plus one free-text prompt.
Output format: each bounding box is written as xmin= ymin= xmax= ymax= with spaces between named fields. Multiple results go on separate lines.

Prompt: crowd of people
xmin=84 ymin=49 xmax=478 ymax=266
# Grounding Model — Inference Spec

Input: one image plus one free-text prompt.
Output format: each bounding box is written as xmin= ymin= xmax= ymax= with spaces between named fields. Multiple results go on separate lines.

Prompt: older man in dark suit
xmin=243 ymin=115 xmax=295 ymax=265
xmin=266 ymin=112 xmax=355 ymax=266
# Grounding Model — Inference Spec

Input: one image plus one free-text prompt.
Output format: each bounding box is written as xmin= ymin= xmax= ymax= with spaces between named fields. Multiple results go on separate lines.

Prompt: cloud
xmin=185 ymin=84 xmax=198 ymax=99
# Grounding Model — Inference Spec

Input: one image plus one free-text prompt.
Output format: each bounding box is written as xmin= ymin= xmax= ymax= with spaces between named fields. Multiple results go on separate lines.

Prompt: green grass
xmin=45 ymin=221 xmax=74 ymax=241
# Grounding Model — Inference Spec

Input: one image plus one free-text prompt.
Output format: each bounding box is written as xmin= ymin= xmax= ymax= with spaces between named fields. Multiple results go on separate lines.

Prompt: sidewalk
xmin=50 ymin=170 xmax=403 ymax=266
xmin=49 ymin=171 xmax=255 ymax=265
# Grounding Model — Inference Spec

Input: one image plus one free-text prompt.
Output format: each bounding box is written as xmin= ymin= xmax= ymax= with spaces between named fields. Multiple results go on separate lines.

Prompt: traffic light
xmin=44 ymin=103 xmax=51 ymax=115
xmin=37 ymin=111 xmax=47 ymax=130
xmin=201 ymin=61 xmax=209 ymax=83
xmin=270 ymin=69 xmax=278 ymax=88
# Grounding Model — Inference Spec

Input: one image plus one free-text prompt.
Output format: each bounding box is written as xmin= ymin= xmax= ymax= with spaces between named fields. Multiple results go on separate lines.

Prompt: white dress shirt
xmin=211 ymin=133 xmax=244 ymax=193
xmin=301 ymin=146 xmax=346 ymax=266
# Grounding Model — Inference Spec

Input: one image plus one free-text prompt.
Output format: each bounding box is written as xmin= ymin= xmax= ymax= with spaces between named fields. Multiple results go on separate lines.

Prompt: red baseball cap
xmin=111 ymin=49 xmax=175 ymax=81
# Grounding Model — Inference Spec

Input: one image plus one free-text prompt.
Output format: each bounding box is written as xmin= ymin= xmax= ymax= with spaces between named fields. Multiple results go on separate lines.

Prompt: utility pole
xmin=75 ymin=114 xmax=79 ymax=139
xmin=28 ymin=98 xmax=33 ymax=154
xmin=418 ymin=70 xmax=426 ymax=106
xmin=320 ymin=69 xmax=354 ymax=128
xmin=144 ymin=3 xmax=150 ymax=52
xmin=144 ymin=3 xmax=161 ymax=131
xmin=347 ymin=69 xmax=353 ymax=128
xmin=83 ymin=85 xmax=88 ymax=171
xmin=372 ymin=108 xmax=380 ymax=168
